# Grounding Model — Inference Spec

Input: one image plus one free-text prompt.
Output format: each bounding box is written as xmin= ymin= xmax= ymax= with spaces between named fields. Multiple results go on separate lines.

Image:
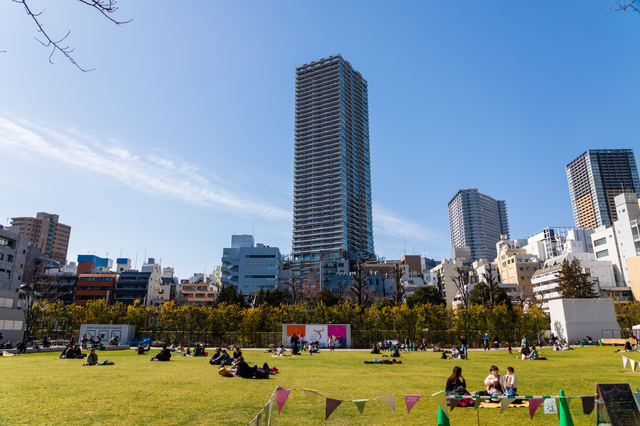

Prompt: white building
xmin=524 ymin=227 xmax=594 ymax=263
xmin=590 ymin=193 xmax=640 ymax=286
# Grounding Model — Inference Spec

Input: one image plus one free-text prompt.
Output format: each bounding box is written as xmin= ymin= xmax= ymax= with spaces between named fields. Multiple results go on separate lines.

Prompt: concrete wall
xmin=548 ymin=298 xmax=620 ymax=341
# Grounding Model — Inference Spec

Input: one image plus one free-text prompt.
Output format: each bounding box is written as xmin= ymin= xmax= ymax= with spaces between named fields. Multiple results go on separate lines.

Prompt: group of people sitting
xmin=445 ymin=365 xmax=519 ymax=401
xmin=59 ymin=345 xmax=86 ymax=359
xmin=371 ymin=343 xmax=401 ymax=357
xmin=209 ymin=347 xmax=242 ymax=365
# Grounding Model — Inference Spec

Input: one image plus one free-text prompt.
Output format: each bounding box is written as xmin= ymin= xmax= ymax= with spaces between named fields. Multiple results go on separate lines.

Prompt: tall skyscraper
xmin=10 ymin=212 xmax=71 ymax=265
xmin=448 ymin=189 xmax=509 ymax=262
xmin=566 ymin=149 xmax=640 ymax=229
xmin=292 ymin=55 xmax=374 ymax=277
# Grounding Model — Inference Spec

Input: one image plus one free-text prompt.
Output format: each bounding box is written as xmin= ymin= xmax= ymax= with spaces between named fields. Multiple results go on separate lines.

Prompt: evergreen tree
xmin=557 ymin=258 xmax=598 ymax=299
xmin=405 ymin=285 xmax=445 ymax=308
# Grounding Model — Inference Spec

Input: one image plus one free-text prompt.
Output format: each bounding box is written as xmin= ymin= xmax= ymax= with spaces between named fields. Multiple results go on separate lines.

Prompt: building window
xmin=594 ymin=237 xmax=606 ymax=247
xmin=596 ymin=249 xmax=609 ymax=259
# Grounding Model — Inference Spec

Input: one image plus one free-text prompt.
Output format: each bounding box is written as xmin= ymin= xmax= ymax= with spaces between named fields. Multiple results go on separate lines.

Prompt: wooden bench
xmin=601 ymin=338 xmax=632 ymax=346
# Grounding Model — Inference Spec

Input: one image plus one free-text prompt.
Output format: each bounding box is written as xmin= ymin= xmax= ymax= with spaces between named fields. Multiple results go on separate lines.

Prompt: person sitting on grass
xmin=84 ymin=348 xmax=99 ymax=366
xmin=526 ymin=346 xmax=539 ymax=360
xmin=503 ymin=367 xmax=517 ymax=396
xmin=371 ymin=345 xmax=380 ymax=354
xmin=488 ymin=381 xmax=504 ymax=397
xmin=484 ymin=366 xmax=506 ymax=392
xmin=16 ymin=340 xmax=27 ymax=355
xmin=137 ymin=342 xmax=149 ymax=355
xmin=151 ymin=345 xmax=172 ymax=361
xmin=233 ymin=348 xmax=242 ymax=360
xmin=391 ymin=346 xmax=400 ymax=358
xmin=624 ymin=341 xmax=638 ymax=352
xmin=445 ymin=366 xmax=467 ymax=395
xmin=232 ymin=357 xmax=271 ymax=379
xmin=210 ymin=349 xmax=231 ymax=365
xmin=73 ymin=345 xmax=85 ymax=359
xmin=59 ymin=345 xmax=75 ymax=359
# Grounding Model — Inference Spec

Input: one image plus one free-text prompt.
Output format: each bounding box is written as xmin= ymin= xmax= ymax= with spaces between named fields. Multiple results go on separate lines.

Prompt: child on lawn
xmin=504 ymin=367 xmax=517 ymax=396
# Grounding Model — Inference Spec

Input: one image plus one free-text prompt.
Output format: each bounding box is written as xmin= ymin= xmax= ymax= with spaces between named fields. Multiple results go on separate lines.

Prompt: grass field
xmin=1 ymin=346 xmax=638 ymax=425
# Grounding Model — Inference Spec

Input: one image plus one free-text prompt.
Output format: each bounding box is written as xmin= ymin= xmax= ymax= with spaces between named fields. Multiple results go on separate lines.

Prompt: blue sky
xmin=1 ymin=1 xmax=638 ymax=279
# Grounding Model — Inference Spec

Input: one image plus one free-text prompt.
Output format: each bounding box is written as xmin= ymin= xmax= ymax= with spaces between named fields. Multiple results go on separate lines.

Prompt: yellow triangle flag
xmin=432 ymin=391 xmax=449 ymax=418
xmin=379 ymin=395 xmax=396 ymax=412
xmin=500 ymin=398 xmax=511 ymax=414
xmin=354 ymin=399 xmax=368 ymax=414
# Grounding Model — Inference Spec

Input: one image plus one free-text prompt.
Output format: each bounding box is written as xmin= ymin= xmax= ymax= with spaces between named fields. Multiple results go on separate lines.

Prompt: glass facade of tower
xmin=448 ymin=189 xmax=510 ymax=262
xmin=566 ymin=149 xmax=640 ymax=229
xmin=292 ymin=55 xmax=374 ymax=271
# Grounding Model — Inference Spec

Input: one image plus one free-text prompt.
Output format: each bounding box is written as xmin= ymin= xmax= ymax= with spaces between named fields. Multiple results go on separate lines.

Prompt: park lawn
xmin=0 ymin=346 xmax=638 ymax=425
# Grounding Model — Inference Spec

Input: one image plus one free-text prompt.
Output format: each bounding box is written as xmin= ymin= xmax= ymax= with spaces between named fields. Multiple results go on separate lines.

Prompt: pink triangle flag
xmin=404 ymin=395 xmax=422 ymax=414
xmin=326 ymin=398 xmax=343 ymax=420
xmin=529 ymin=399 xmax=544 ymax=420
xmin=623 ymin=356 xmax=629 ymax=369
xmin=276 ymin=387 xmax=291 ymax=414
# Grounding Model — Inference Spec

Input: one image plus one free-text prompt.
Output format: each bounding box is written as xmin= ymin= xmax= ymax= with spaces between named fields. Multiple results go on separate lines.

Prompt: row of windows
xmin=596 ymin=249 xmax=609 ymax=259
xmin=0 ymin=319 xmax=23 ymax=331
xmin=79 ymin=277 xmax=113 ymax=282
xmin=77 ymin=286 xmax=112 ymax=291
xmin=0 ymin=297 xmax=14 ymax=309
xmin=594 ymin=237 xmax=607 ymax=247
xmin=245 ymin=263 xmax=277 ymax=269
xmin=0 ymin=253 xmax=15 ymax=262
xmin=245 ymin=254 xmax=277 ymax=259
xmin=244 ymin=274 xmax=276 ymax=279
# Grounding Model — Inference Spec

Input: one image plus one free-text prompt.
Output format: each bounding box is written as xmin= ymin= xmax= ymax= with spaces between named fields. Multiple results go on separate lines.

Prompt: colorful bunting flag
xmin=379 ymin=395 xmax=396 ymax=412
xmin=450 ymin=399 xmax=460 ymax=412
xmin=353 ymin=399 xmax=368 ymax=414
xmin=404 ymin=395 xmax=422 ymax=414
xmin=326 ymin=398 xmax=342 ymax=420
xmin=631 ymin=359 xmax=637 ymax=371
xmin=529 ymin=399 xmax=544 ymax=420
xmin=623 ymin=356 xmax=629 ymax=369
xmin=276 ymin=387 xmax=291 ymax=414
xmin=432 ymin=391 xmax=449 ymax=418
xmin=256 ymin=412 xmax=262 ymax=426
xmin=581 ymin=396 xmax=595 ymax=415
xmin=500 ymin=397 xmax=511 ymax=414
xmin=305 ymin=390 xmax=318 ymax=405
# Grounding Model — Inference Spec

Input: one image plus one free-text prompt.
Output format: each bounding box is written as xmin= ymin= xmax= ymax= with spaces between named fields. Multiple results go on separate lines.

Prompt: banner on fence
xmin=282 ymin=324 xmax=351 ymax=348
xmin=79 ymin=324 xmax=136 ymax=343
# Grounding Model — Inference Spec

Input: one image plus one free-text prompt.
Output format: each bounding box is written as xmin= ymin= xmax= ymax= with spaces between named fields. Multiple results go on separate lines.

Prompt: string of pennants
xmin=620 ymin=354 xmax=640 ymax=372
xmin=245 ymin=386 xmax=597 ymax=425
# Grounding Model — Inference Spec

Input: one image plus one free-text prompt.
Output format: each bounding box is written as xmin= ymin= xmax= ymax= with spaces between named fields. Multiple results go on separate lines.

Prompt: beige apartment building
xmin=10 ymin=212 xmax=71 ymax=265
xmin=496 ymin=241 xmax=540 ymax=296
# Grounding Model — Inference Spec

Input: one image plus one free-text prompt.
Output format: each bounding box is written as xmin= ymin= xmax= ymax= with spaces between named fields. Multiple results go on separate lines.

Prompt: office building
xmin=566 ymin=149 xmax=640 ymax=229
xmin=0 ymin=226 xmax=28 ymax=292
xmin=10 ymin=212 xmax=71 ymax=264
xmin=448 ymin=189 xmax=509 ymax=262
xmin=292 ymin=55 xmax=374 ymax=279
xmin=113 ymin=258 xmax=166 ymax=306
xmin=221 ymin=235 xmax=286 ymax=295
xmin=75 ymin=255 xmax=118 ymax=306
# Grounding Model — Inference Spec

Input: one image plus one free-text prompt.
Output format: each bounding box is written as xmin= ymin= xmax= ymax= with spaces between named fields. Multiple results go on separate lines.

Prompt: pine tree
xmin=556 ymin=258 xmax=598 ymax=299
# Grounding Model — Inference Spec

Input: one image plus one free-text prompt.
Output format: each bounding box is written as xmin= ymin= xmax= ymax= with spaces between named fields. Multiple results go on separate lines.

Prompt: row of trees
xmin=28 ymin=298 xmax=550 ymax=348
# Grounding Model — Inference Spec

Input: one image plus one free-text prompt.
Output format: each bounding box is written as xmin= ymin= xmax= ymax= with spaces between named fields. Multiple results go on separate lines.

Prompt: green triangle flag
xmin=437 ymin=405 xmax=451 ymax=426
xmin=432 ymin=390 xmax=449 ymax=418
xmin=354 ymin=399 xmax=368 ymax=414
xmin=500 ymin=397 xmax=511 ymax=414
xmin=305 ymin=391 xmax=317 ymax=406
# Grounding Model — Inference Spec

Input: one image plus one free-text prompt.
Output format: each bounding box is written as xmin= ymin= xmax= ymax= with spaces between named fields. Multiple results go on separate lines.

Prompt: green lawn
xmin=1 ymin=346 xmax=638 ymax=425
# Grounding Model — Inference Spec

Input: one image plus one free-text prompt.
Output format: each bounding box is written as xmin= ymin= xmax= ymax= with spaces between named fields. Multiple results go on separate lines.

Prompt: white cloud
xmin=373 ymin=203 xmax=442 ymax=241
xmin=0 ymin=117 xmax=291 ymax=221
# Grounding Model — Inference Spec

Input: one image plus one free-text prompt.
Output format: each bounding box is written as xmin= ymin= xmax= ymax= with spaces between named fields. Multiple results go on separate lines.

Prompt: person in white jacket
xmin=484 ymin=365 xmax=506 ymax=392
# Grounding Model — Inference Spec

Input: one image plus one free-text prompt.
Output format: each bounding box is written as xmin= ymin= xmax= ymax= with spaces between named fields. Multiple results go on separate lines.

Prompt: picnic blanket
xmin=478 ymin=400 xmax=529 ymax=408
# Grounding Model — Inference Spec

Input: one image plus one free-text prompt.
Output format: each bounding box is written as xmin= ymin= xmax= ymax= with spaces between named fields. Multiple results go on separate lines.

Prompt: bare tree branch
xmin=606 ymin=0 xmax=639 ymax=14
xmin=11 ymin=0 xmax=130 ymax=71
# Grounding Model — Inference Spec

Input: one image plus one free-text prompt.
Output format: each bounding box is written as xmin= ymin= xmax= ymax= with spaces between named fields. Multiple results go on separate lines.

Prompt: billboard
xmin=282 ymin=324 xmax=351 ymax=348
xmin=79 ymin=324 xmax=136 ymax=344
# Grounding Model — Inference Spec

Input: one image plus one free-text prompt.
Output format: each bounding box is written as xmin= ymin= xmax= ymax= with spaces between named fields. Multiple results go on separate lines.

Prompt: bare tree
xmin=283 ymin=274 xmax=303 ymax=306
xmin=608 ymin=0 xmax=638 ymax=13
xmin=387 ymin=263 xmax=405 ymax=307
xmin=11 ymin=0 xmax=130 ymax=71
xmin=20 ymin=259 xmax=65 ymax=341
xmin=349 ymin=259 xmax=373 ymax=308
xmin=450 ymin=266 xmax=470 ymax=310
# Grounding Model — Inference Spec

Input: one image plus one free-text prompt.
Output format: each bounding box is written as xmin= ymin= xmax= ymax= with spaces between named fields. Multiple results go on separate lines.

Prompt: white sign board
xmin=79 ymin=324 xmax=136 ymax=344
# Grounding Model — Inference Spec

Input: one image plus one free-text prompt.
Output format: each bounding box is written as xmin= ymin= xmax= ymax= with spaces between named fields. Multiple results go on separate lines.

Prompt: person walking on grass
xmin=328 ymin=336 xmax=335 ymax=351
xmin=459 ymin=336 xmax=468 ymax=359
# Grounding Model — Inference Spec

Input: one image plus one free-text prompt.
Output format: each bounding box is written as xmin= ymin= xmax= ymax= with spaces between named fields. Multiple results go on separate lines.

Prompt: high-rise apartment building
xmin=448 ymin=189 xmax=509 ymax=262
xmin=10 ymin=212 xmax=71 ymax=265
xmin=292 ymin=55 xmax=374 ymax=278
xmin=566 ymin=149 xmax=640 ymax=229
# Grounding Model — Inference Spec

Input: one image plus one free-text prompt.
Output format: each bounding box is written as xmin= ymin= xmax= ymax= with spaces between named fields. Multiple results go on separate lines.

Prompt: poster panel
xmin=328 ymin=325 xmax=347 ymax=348
xmin=306 ymin=325 xmax=328 ymax=347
